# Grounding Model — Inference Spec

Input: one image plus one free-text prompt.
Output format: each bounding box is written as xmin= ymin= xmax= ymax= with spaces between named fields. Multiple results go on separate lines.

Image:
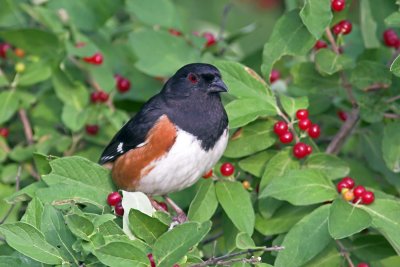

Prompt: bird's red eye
xmin=188 ymin=73 xmax=198 ymax=84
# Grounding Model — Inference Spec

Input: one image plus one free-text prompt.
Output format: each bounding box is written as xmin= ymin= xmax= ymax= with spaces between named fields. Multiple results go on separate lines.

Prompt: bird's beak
xmin=208 ymin=79 xmax=228 ymax=93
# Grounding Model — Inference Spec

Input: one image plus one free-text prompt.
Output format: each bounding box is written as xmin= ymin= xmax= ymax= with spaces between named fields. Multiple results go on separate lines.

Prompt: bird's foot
xmin=163 ymin=195 xmax=188 ymax=226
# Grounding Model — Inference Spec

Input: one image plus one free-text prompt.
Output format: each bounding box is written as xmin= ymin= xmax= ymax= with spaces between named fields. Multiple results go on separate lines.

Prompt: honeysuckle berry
xmin=86 ymin=124 xmax=99 ymax=135
xmin=296 ymin=109 xmax=309 ymax=120
xmin=116 ymin=76 xmax=131 ymax=93
xmin=114 ymin=202 xmax=124 ymax=216
xmin=83 ymin=52 xmax=103 ymax=65
xmin=220 ymin=162 xmax=235 ymax=176
xmin=273 ymin=121 xmax=288 ymax=136
xmin=242 ymin=180 xmax=251 ymax=190
xmin=107 ymin=192 xmax=122 ymax=206
xmin=361 ymin=191 xmax=375 ymax=205
xmin=383 ymin=29 xmax=398 ymax=47
xmin=353 ymin=185 xmax=366 ymax=199
xmin=293 ymin=142 xmax=308 ymax=159
xmin=279 ymin=131 xmax=293 ymax=144
xmin=308 ymin=124 xmax=321 ymax=139
xmin=298 ymin=119 xmax=311 ymax=131
xmin=341 ymin=177 xmax=355 ymax=189
xmin=331 ymin=0 xmax=345 ymax=12
xmin=337 ymin=110 xmax=348 ymax=121
xmin=342 ymin=190 xmax=354 ymax=202
xmin=314 ymin=40 xmax=328 ymax=50
xmin=203 ymin=32 xmax=216 ymax=47
xmin=337 ymin=180 xmax=351 ymax=193
xmin=0 ymin=43 xmax=11 ymax=58
xmin=269 ymin=69 xmax=280 ymax=83
xmin=357 ymin=263 xmax=369 ymax=267
xmin=0 ymin=127 xmax=9 ymax=138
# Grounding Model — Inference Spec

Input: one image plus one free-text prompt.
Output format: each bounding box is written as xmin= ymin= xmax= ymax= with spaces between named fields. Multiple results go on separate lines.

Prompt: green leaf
xmin=5 ymin=181 xmax=47 ymax=204
xmin=61 ymin=104 xmax=88 ymax=132
xmin=18 ymin=60 xmax=52 ymax=86
xmin=390 ymin=54 xmax=400 ymax=77
xmin=41 ymin=205 xmax=79 ymax=264
xmin=315 ymin=49 xmax=354 ymax=75
xmin=262 ymin=10 xmax=315 ymax=80
xmin=261 ymin=169 xmax=337 ymax=205
xmin=0 ymin=222 xmax=62 ymax=264
xmin=126 ymin=0 xmax=178 ymax=28
xmin=129 ymin=30 xmax=200 ymax=77
xmin=385 ymin=12 xmax=400 ymax=27
xmin=94 ymin=241 xmax=149 ymax=267
xmin=0 ymin=29 xmax=61 ymax=56
xmin=188 ymin=179 xmax=218 ymax=222
xmin=236 ymin=232 xmax=257 ymax=250
xmin=0 ymin=69 xmax=9 ymax=87
xmin=360 ymin=0 xmax=380 ymax=48
xmin=64 ymin=213 xmax=94 ymax=241
xmin=328 ymin=198 xmax=372 ymax=239
xmin=216 ymin=181 xmax=255 ymax=235
xmin=352 ymin=235 xmax=397 ymax=261
xmin=238 ymin=150 xmax=275 ymax=178
xmin=153 ymin=221 xmax=211 ymax=267
xmin=21 ymin=197 xmax=44 ymax=229
xmin=128 ymin=209 xmax=168 ymax=244
xmin=0 ymin=91 xmax=19 ymax=124
xmin=304 ymin=153 xmax=350 ymax=180
xmin=359 ymin=199 xmax=400 ymax=254
xmin=224 ymin=120 xmax=275 ymax=158
xmin=274 ymin=205 xmax=331 ymax=267
xmin=303 ymin=243 xmax=341 ymax=267
xmin=350 ymin=61 xmax=392 ymax=90
xmin=279 ymin=95 xmax=308 ymax=119
xmin=226 ymin=97 xmax=277 ymax=128
xmin=382 ymin=122 xmax=400 ymax=173
xmin=255 ymin=204 xmax=316 ymax=236
xmin=215 ymin=61 xmax=272 ymax=98
xmin=259 ymin=148 xmax=300 ymax=190
xmin=300 ymin=0 xmax=332 ymax=39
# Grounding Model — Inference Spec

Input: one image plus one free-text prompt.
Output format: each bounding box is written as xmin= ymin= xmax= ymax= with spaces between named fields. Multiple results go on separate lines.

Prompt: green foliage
xmin=1 ymin=0 xmax=400 ymax=266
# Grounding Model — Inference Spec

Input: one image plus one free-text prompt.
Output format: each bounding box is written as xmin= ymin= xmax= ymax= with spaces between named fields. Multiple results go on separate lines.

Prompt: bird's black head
xmin=162 ymin=63 xmax=228 ymax=97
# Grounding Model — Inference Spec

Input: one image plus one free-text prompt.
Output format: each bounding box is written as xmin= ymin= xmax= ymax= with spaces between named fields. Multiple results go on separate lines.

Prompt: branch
xmin=363 ymin=83 xmax=390 ymax=92
xmin=326 ymin=107 xmax=360 ymax=154
xmin=385 ymin=94 xmax=400 ymax=103
xmin=384 ymin=113 xmax=400 ymax=119
xmin=0 ymin=166 xmax=21 ymax=224
xmin=190 ymin=246 xmax=285 ymax=267
xmin=336 ymin=240 xmax=354 ymax=267
xmin=325 ymin=27 xmax=340 ymax=54
xmin=201 ymin=231 xmax=223 ymax=245
xmin=18 ymin=109 xmax=34 ymax=145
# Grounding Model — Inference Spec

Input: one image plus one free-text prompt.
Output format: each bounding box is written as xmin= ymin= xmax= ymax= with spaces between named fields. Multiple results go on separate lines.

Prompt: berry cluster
xmin=332 ymin=20 xmax=352 ymax=35
xmin=383 ymin=29 xmax=400 ymax=48
xmin=107 ymin=191 xmax=124 ymax=216
xmin=331 ymin=0 xmax=345 ymax=12
xmin=114 ymin=74 xmax=131 ymax=93
xmin=273 ymin=109 xmax=320 ymax=159
xmin=336 ymin=177 xmax=375 ymax=205
xmin=90 ymin=91 xmax=109 ymax=103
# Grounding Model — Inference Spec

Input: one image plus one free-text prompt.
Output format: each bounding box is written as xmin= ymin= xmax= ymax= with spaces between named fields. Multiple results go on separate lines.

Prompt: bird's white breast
xmin=136 ymin=128 xmax=228 ymax=195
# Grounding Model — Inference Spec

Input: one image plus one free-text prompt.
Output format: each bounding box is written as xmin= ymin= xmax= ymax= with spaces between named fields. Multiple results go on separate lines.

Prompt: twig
xmin=363 ymin=83 xmax=390 ymax=92
xmin=190 ymin=246 xmax=285 ymax=267
xmin=336 ymin=240 xmax=354 ymax=267
xmin=326 ymin=107 xmax=360 ymax=154
xmin=0 ymin=166 xmax=21 ymax=224
xmin=64 ymin=133 xmax=83 ymax=156
xmin=340 ymin=73 xmax=358 ymax=108
xmin=216 ymin=3 xmax=234 ymax=56
xmin=385 ymin=94 xmax=400 ymax=103
xmin=325 ymin=27 xmax=340 ymax=54
xmin=384 ymin=113 xmax=400 ymax=119
xmin=387 ymin=49 xmax=400 ymax=67
xmin=201 ymin=231 xmax=224 ymax=245
xmin=18 ymin=109 xmax=34 ymax=145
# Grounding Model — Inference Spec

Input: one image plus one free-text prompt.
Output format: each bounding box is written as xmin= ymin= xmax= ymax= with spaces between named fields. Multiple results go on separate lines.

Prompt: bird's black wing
xmin=99 ymin=95 xmax=165 ymax=164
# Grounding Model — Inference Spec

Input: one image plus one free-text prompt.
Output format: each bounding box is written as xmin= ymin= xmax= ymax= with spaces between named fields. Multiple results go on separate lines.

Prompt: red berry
xmin=269 ymin=69 xmax=280 ymax=83
xmin=83 ymin=52 xmax=103 ymax=65
xmin=306 ymin=144 xmax=312 ymax=155
xmin=114 ymin=202 xmax=124 ymax=216
xmin=293 ymin=142 xmax=308 ymax=159
xmin=157 ymin=201 xmax=168 ymax=212
xmin=98 ymin=91 xmax=109 ymax=102
xmin=202 ymin=169 xmax=213 ymax=179
xmin=308 ymin=124 xmax=321 ymax=139
xmin=169 ymin=28 xmax=182 ymax=36
xmin=314 ymin=40 xmax=328 ymax=50
xmin=220 ymin=162 xmax=235 ymax=176
xmin=332 ymin=24 xmax=343 ymax=35
xmin=296 ymin=109 xmax=309 ymax=120
xmin=331 ymin=0 xmax=345 ymax=12
xmin=357 ymin=263 xmax=369 ymax=267
xmin=116 ymin=77 xmax=131 ymax=93
xmin=361 ymin=191 xmax=375 ymax=205
xmin=147 ymin=253 xmax=156 ymax=267
xmin=85 ymin=124 xmax=99 ymax=135
xmin=341 ymin=177 xmax=355 ymax=189
xmin=90 ymin=92 xmax=100 ymax=103
xmin=173 ymin=265 xmax=180 ymax=267
xmin=279 ymin=131 xmax=293 ymax=144
xmin=353 ymin=185 xmax=366 ymax=198
xmin=337 ymin=180 xmax=351 ymax=193
xmin=383 ymin=29 xmax=399 ymax=47
xmin=0 ymin=43 xmax=11 ymax=58
xmin=107 ymin=192 xmax=122 ymax=206
xmin=203 ymin=32 xmax=216 ymax=47
xmin=337 ymin=110 xmax=348 ymax=121
xmin=298 ymin=119 xmax=311 ymax=131
xmin=273 ymin=121 xmax=288 ymax=136
xmin=339 ymin=20 xmax=352 ymax=35
xmin=0 ymin=127 xmax=9 ymax=138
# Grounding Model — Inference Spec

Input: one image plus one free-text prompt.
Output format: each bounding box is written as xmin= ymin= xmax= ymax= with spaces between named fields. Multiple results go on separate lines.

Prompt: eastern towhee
xmin=99 ymin=63 xmax=229 ymax=197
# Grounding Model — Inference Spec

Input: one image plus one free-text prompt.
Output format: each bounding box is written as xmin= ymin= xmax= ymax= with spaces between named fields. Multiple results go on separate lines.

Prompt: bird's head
xmin=162 ymin=63 xmax=228 ymax=97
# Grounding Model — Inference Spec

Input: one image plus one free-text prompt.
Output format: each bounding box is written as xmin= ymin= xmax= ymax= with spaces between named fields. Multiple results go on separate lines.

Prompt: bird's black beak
xmin=208 ymin=79 xmax=228 ymax=93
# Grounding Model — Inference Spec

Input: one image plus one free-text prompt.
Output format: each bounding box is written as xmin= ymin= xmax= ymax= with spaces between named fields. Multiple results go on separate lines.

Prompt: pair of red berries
xmin=83 ymin=52 xmax=103 ymax=65
xmin=90 ymin=91 xmax=109 ymax=103
xmin=383 ymin=29 xmax=400 ymax=48
xmin=0 ymin=127 xmax=9 ymax=138
xmin=332 ymin=20 xmax=352 ymax=35
xmin=202 ymin=162 xmax=235 ymax=179
xmin=331 ymin=0 xmax=345 ymax=12
xmin=337 ymin=177 xmax=375 ymax=205
xmin=114 ymin=74 xmax=131 ymax=93
xmin=107 ymin=191 xmax=124 ymax=216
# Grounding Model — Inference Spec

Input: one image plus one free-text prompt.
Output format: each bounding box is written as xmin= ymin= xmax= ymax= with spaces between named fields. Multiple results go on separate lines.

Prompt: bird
xmin=99 ymin=63 xmax=229 ymax=216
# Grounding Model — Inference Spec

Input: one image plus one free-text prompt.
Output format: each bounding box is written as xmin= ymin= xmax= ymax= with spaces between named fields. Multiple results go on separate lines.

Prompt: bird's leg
xmin=148 ymin=195 xmax=169 ymax=214
xmin=163 ymin=195 xmax=187 ymax=224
